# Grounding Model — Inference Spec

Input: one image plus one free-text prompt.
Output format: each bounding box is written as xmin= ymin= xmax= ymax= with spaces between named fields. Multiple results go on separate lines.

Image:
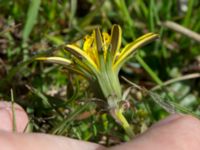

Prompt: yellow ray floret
xmin=113 ymin=33 xmax=159 ymax=70
xmin=65 ymin=44 xmax=99 ymax=72
xmin=36 ymin=57 xmax=72 ymax=66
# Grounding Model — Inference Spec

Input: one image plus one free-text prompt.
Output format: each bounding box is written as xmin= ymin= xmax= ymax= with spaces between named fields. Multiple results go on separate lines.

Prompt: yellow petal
xmin=114 ymin=33 xmax=158 ymax=70
xmin=83 ymin=31 xmax=99 ymax=67
xmin=102 ymin=32 xmax=111 ymax=60
xmin=65 ymin=44 xmax=99 ymax=71
xmin=83 ymin=34 xmax=94 ymax=52
xmin=102 ymin=32 xmax=111 ymax=45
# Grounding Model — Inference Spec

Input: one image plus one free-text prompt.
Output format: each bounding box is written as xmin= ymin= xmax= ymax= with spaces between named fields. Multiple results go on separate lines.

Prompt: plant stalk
xmin=111 ymin=108 xmax=134 ymax=138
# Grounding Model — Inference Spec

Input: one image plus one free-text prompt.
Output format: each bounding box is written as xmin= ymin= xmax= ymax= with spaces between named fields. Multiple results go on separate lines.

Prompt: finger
xmin=0 ymin=131 xmax=106 ymax=150
xmin=150 ymin=113 xmax=182 ymax=128
xmin=110 ymin=114 xmax=200 ymax=150
xmin=0 ymin=101 xmax=29 ymax=132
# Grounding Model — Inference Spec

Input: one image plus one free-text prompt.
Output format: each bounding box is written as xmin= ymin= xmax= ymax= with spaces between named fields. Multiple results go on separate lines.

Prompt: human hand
xmin=111 ymin=114 xmax=200 ymax=150
xmin=1 ymin=101 xmax=200 ymax=150
xmin=0 ymin=101 xmax=104 ymax=150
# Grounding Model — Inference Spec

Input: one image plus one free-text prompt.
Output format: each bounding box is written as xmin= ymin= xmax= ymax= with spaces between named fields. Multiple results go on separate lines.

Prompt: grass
xmin=0 ymin=0 xmax=200 ymax=146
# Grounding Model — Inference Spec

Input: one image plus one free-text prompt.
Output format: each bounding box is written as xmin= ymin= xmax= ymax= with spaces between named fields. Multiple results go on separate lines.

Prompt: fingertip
xmin=0 ymin=101 xmax=29 ymax=132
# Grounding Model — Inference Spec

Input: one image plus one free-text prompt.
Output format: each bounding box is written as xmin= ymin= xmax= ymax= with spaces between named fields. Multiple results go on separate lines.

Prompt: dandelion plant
xmin=37 ymin=25 xmax=158 ymax=137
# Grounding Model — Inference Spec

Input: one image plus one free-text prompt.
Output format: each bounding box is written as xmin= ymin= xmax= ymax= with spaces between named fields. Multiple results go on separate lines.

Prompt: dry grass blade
xmin=152 ymin=73 xmax=200 ymax=91
xmin=162 ymin=21 xmax=200 ymax=43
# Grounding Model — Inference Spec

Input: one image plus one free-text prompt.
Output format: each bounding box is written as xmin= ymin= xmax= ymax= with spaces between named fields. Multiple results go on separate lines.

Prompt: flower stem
xmin=111 ymin=108 xmax=134 ymax=138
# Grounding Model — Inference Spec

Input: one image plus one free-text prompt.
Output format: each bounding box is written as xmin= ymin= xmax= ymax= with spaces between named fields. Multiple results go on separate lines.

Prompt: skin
xmin=0 ymin=101 xmax=29 ymax=132
xmin=1 ymin=101 xmax=200 ymax=150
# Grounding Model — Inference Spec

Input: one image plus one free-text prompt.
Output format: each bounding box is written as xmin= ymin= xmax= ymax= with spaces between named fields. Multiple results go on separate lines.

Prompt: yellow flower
xmin=67 ymin=25 xmax=157 ymax=74
xmin=36 ymin=24 xmax=158 ymax=100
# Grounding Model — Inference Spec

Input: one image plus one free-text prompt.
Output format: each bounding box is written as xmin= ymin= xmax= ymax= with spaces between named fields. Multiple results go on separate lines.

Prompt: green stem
xmin=112 ymin=108 xmax=134 ymax=138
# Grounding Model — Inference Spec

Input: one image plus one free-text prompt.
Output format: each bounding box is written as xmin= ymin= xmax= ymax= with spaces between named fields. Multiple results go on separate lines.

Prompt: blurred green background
xmin=0 ymin=0 xmax=200 ymax=145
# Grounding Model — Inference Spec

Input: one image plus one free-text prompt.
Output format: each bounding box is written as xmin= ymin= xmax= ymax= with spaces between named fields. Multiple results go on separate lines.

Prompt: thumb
xmin=0 ymin=101 xmax=29 ymax=132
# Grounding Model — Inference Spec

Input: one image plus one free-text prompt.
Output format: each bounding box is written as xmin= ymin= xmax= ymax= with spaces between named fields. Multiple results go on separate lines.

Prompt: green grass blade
xmin=25 ymin=85 xmax=51 ymax=108
xmin=69 ymin=0 xmax=77 ymax=27
xmin=183 ymin=0 xmax=194 ymax=26
xmin=22 ymin=0 xmax=41 ymax=42
xmin=51 ymin=102 xmax=91 ymax=134
xmin=136 ymin=54 xmax=163 ymax=85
